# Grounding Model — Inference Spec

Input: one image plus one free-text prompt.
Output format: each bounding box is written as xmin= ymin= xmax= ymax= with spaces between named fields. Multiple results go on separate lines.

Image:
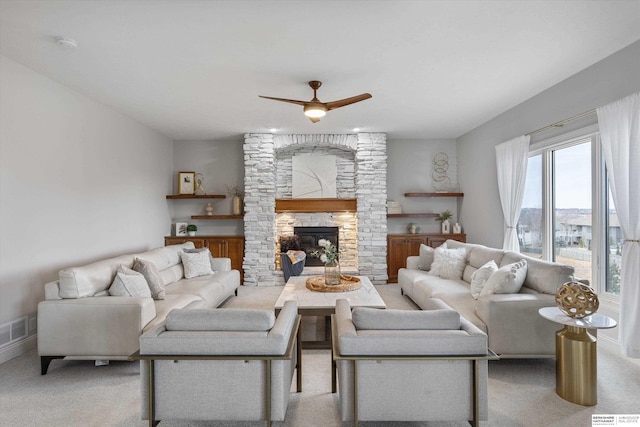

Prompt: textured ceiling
xmin=1 ymin=0 xmax=639 ymax=140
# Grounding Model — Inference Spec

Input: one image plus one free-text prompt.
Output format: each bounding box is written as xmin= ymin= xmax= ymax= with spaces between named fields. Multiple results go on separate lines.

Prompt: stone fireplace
xmin=242 ymin=133 xmax=388 ymax=286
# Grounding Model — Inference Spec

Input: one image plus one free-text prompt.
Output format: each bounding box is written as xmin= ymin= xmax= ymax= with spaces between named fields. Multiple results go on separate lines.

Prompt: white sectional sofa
xmin=37 ymin=242 xmax=240 ymax=374
xmin=398 ymin=239 xmax=578 ymax=358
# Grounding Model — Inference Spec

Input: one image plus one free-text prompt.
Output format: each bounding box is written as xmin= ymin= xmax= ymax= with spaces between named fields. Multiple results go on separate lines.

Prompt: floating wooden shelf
xmin=191 ymin=215 xmax=243 ymax=220
xmin=166 ymin=194 xmax=226 ymax=199
xmin=387 ymin=213 xmax=440 ymax=218
xmin=275 ymin=198 xmax=357 ymax=213
xmin=404 ymin=192 xmax=464 ymax=197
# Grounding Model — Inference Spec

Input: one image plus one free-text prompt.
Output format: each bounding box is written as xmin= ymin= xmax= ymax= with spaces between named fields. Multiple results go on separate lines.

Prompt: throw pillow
xmin=183 ymin=247 xmax=217 ymax=272
xmin=470 ymin=260 xmax=498 ymax=299
xmin=352 ymin=307 xmax=461 ymax=330
xmin=417 ymin=244 xmax=436 ymax=271
xmin=181 ymin=250 xmax=214 ymax=279
xmin=428 ymin=246 xmax=467 ymax=280
xmin=108 ymin=265 xmax=152 ymax=297
xmin=480 ymin=259 xmax=528 ymax=297
xmin=132 ymin=258 xmax=165 ymax=300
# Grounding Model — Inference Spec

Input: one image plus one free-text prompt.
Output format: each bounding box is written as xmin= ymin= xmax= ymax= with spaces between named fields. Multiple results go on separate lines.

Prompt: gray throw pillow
xmin=166 ymin=308 xmax=276 ymax=331
xmin=352 ymin=307 xmax=461 ymax=330
xmin=132 ymin=258 xmax=165 ymax=300
xmin=108 ymin=265 xmax=152 ymax=298
xmin=418 ymin=244 xmax=435 ymax=270
xmin=183 ymin=247 xmax=217 ymax=272
xmin=180 ymin=250 xmax=214 ymax=279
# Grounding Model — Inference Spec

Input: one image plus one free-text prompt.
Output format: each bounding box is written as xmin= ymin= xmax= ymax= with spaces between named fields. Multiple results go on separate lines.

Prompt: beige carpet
xmin=1 ymin=284 xmax=638 ymax=427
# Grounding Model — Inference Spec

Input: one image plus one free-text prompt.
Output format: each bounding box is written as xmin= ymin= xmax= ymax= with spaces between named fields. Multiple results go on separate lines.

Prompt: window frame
xmin=528 ymin=124 xmax=618 ymax=305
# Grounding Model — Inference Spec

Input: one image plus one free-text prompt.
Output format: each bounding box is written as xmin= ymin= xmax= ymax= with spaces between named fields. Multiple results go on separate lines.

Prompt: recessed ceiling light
xmin=55 ymin=37 xmax=78 ymax=49
xmin=353 ymin=127 xmax=361 ymax=132
xmin=269 ymin=127 xmax=278 ymax=133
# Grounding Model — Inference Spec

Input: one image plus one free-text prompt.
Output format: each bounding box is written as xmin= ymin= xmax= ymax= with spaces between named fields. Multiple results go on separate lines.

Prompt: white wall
xmin=386 ymin=139 xmax=458 ymax=234
xmin=171 ymin=139 xmax=244 ymax=236
xmin=457 ymin=40 xmax=640 ymax=248
xmin=0 ymin=56 xmax=174 ymax=353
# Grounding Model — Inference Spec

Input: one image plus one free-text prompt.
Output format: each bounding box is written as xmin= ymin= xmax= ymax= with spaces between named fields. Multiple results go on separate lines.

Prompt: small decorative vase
xmin=555 ymin=281 xmax=599 ymax=318
xmin=324 ymin=260 xmax=341 ymax=285
xmin=442 ymin=219 xmax=450 ymax=234
xmin=453 ymin=223 xmax=461 ymax=234
xmin=232 ymin=196 xmax=243 ymax=215
xmin=205 ymin=202 xmax=214 ymax=216
xmin=187 ymin=231 xmax=196 ymax=236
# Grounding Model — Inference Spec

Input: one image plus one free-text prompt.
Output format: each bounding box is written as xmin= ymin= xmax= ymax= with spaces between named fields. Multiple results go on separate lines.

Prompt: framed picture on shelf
xmin=178 ymin=171 xmax=196 ymax=194
xmin=175 ymin=222 xmax=188 ymax=236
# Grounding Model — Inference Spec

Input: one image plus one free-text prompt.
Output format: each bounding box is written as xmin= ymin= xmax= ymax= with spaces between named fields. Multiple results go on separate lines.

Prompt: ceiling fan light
xmin=304 ymin=105 xmax=327 ymax=118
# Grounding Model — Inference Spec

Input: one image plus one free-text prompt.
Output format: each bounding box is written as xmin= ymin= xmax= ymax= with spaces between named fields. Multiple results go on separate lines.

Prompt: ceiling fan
xmin=259 ymin=81 xmax=372 ymax=123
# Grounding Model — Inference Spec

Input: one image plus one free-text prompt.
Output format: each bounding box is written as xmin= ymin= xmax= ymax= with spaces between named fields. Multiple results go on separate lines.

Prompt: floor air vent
xmin=0 ymin=316 xmax=28 ymax=348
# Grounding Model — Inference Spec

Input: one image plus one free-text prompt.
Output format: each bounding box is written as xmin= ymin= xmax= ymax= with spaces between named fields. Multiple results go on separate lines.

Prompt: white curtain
xmin=597 ymin=92 xmax=640 ymax=358
xmin=495 ymin=135 xmax=530 ymax=252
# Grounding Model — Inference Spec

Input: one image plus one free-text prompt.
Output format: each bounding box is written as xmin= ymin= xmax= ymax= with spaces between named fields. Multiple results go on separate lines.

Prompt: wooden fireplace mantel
xmin=275 ymin=198 xmax=357 ymax=213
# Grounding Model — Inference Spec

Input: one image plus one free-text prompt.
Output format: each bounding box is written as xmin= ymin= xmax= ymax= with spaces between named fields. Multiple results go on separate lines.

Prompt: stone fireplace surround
xmin=243 ymin=133 xmax=388 ymax=286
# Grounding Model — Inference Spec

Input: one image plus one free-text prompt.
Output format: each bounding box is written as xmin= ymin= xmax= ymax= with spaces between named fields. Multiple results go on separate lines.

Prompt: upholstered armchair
xmin=332 ymin=298 xmax=496 ymax=427
xmin=135 ymin=300 xmax=301 ymax=427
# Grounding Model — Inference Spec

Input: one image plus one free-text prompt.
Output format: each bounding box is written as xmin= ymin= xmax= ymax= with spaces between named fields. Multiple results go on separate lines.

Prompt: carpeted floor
xmin=1 ymin=285 xmax=638 ymax=427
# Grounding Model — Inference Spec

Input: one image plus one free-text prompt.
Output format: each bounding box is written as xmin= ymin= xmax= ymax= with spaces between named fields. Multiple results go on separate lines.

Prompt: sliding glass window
xmin=519 ymin=126 xmax=616 ymax=297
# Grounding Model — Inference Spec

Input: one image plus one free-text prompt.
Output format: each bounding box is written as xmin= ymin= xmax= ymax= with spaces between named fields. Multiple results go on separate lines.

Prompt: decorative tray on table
xmin=305 ymin=275 xmax=362 ymax=292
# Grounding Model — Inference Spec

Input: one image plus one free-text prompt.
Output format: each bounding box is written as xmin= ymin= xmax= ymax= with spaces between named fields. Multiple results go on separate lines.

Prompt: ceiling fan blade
xmin=326 ymin=93 xmax=372 ymax=110
xmin=258 ymin=95 xmax=307 ymax=106
xmin=308 ymin=116 xmax=321 ymax=123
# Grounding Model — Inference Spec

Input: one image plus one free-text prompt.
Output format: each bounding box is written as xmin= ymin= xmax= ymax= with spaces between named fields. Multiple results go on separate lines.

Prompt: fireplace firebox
xmin=294 ymin=226 xmax=339 ymax=267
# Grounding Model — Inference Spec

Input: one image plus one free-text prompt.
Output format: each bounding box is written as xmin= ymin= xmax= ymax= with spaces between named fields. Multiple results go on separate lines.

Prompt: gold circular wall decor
xmin=555 ymin=281 xmax=599 ymax=318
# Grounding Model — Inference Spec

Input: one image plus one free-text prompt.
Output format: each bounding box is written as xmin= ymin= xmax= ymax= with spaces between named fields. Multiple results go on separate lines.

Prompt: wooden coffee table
xmin=275 ymin=275 xmax=386 ymax=349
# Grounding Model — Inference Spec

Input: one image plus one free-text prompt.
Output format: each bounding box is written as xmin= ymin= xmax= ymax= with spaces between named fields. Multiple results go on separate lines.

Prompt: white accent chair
xmin=136 ymin=300 xmax=301 ymax=427
xmin=333 ymin=298 xmax=496 ymax=427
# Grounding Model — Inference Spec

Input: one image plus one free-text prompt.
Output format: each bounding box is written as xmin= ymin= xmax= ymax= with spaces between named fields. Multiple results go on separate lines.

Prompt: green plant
xmin=186 ymin=224 xmax=197 ymax=232
xmin=437 ymin=210 xmax=454 ymax=222
xmin=226 ymin=184 xmax=245 ymax=198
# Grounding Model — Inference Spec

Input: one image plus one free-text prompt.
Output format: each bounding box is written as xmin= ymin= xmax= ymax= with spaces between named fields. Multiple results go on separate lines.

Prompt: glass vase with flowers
xmin=312 ymin=239 xmax=341 ymax=285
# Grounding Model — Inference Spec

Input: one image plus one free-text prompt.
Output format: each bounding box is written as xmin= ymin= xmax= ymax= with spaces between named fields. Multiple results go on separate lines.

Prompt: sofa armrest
xmin=406 ymin=256 xmax=420 ymax=270
xmin=37 ymin=296 xmax=156 ymax=357
xmin=475 ymin=293 xmax=557 ymax=356
xmin=211 ymin=257 xmax=231 ymax=272
xmin=44 ymin=281 xmax=62 ymax=300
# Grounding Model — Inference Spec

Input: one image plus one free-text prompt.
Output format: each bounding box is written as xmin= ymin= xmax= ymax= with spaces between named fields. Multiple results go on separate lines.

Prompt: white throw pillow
xmin=480 ymin=259 xmax=528 ymax=296
xmin=181 ymin=250 xmax=214 ymax=279
xmin=428 ymin=246 xmax=467 ymax=280
xmin=470 ymin=260 xmax=498 ymax=299
xmin=418 ymin=244 xmax=436 ymax=271
xmin=108 ymin=265 xmax=152 ymax=297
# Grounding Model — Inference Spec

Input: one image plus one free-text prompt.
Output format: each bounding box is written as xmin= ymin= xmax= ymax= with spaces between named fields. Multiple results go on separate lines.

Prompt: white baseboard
xmin=598 ymin=334 xmax=640 ymax=367
xmin=0 ymin=334 xmax=37 ymax=365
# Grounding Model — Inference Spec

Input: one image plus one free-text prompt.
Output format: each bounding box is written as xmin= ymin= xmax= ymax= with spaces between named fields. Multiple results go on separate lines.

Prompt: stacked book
xmin=387 ymin=201 xmax=402 ymax=214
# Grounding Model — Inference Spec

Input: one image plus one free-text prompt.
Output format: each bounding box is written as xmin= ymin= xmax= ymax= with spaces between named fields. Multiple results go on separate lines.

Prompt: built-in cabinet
xmin=164 ymin=236 xmax=245 ymax=283
xmin=387 ymin=233 xmax=466 ymax=283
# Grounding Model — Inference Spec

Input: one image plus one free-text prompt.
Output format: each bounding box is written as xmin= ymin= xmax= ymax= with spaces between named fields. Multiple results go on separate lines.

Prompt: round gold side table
xmin=539 ymin=307 xmax=617 ymax=406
